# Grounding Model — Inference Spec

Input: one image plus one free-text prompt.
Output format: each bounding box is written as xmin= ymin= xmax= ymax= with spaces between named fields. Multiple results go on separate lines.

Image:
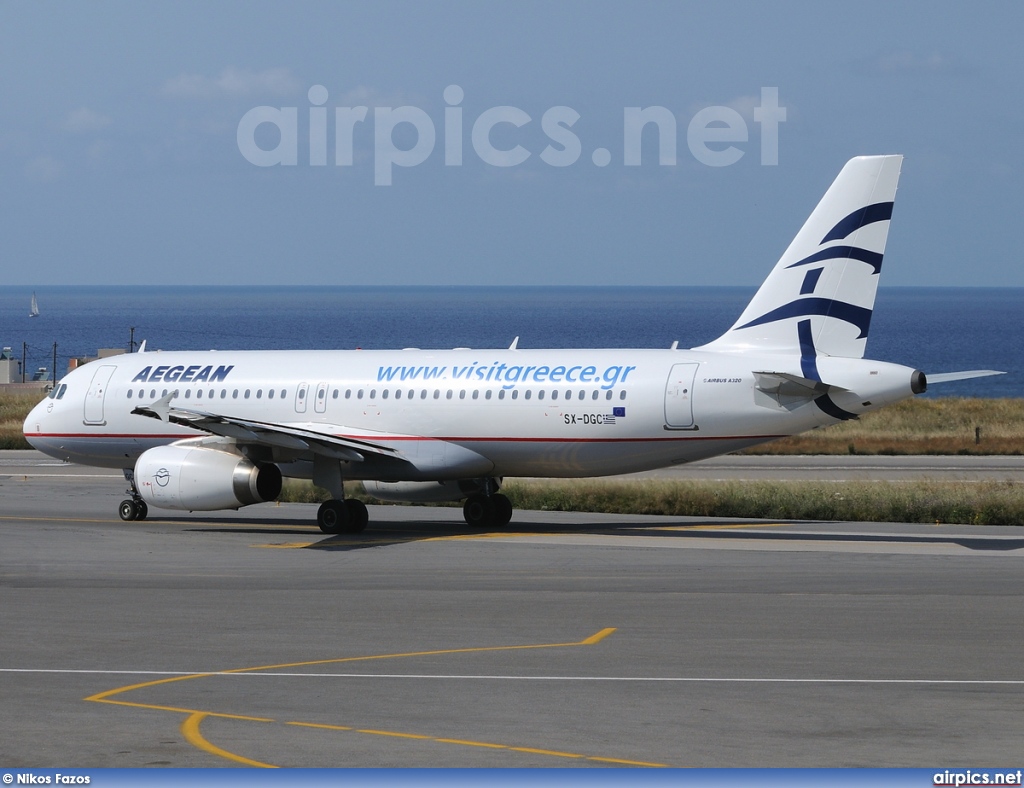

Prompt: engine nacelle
xmin=364 ymin=479 xmax=491 ymax=503
xmin=135 ymin=445 xmax=282 ymax=511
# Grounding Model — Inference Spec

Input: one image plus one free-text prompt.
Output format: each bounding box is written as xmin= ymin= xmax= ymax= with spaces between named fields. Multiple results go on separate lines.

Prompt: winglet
xmin=509 ymin=336 xmax=519 ymax=350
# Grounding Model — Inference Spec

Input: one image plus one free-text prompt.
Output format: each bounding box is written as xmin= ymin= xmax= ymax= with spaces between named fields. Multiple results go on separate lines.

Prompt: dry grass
xmin=741 ymin=398 xmax=1024 ymax=455
xmin=0 ymin=391 xmax=47 ymax=449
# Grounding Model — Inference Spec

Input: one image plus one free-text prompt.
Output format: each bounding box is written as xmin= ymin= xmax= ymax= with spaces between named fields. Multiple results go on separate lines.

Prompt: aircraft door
xmin=664 ymin=362 xmax=699 ymax=429
xmin=84 ymin=365 xmax=116 ymax=425
xmin=295 ymin=382 xmax=309 ymax=414
xmin=314 ymin=382 xmax=328 ymax=413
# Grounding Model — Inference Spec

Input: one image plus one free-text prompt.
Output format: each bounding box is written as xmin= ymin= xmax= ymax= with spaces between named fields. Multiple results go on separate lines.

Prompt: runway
xmin=2 ymin=451 xmax=1023 ymax=767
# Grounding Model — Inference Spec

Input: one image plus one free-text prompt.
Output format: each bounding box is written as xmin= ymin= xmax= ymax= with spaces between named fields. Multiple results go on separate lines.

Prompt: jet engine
xmin=135 ymin=445 xmax=282 ymax=511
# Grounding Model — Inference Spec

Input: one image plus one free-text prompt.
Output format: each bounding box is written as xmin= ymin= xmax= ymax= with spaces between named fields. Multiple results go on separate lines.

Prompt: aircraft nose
xmin=23 ymin=397 xmax=52 ymax=446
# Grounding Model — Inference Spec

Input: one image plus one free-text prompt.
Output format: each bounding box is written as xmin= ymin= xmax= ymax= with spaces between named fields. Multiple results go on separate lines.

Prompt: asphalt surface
xmin=2 ymin=450 xmax=1023 ymax=768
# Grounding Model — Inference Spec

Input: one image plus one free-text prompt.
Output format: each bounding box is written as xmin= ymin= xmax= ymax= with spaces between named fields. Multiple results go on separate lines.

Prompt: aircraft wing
xmin=131 ymin=394 xmax=399 ymax=463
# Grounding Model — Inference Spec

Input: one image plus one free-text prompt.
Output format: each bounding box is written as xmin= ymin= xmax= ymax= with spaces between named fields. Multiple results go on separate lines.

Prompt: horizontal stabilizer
xmin=927 ymin=370 xmax=1005 ymax=384
xmin=754 ymin=371 xmax=847 ymax=408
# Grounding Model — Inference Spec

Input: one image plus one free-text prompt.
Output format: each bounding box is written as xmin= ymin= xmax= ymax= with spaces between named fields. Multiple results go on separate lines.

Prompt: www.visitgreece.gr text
xmin=376 ymin=362 xmax=637 ymax=390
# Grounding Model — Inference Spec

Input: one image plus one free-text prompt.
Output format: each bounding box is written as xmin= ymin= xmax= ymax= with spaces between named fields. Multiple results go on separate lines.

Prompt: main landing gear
xmin=317 ymin=498 xmax=369 ymax=534
xmin=119 ymin=469 xmax=148 ymax=521
xmin=462 ymin=492 xmax=513 ymax=528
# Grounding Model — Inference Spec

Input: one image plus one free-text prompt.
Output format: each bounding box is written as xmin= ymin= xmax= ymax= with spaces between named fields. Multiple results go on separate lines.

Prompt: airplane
xmin=23 ymin=155 xmax=1002 ymax=533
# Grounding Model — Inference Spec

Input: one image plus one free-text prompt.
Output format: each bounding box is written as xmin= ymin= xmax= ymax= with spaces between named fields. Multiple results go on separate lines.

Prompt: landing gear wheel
xmin=317 ymin=499 xmax=349 ymax=534
xmin=491 ymin=493 xmax=513 ymax=527
xmin=118 ymin=499 xmax=146 ymax=521
xmin=463 ymin=494 xmax=496 ymax=528
xmin=344 ymin=499 xmax=369 ymax=533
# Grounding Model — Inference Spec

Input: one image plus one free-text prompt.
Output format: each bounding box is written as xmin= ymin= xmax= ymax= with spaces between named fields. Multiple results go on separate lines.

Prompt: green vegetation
xmin=502 ymin=478 xmax=1024 ymax=526
xmin=277 ymin=477 xmax=1024 ymax=526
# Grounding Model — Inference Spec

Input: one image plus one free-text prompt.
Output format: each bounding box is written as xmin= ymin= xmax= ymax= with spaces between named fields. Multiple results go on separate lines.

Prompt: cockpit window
xmin=48 ymin=383 xmax=68 ymax=400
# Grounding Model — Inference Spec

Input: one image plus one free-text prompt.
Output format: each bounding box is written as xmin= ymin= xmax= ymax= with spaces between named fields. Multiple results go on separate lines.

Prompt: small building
xmin=0 ymin=347 xmax=22 ymax=384
xmin=68 ymin=347 xmax=126 ymax=371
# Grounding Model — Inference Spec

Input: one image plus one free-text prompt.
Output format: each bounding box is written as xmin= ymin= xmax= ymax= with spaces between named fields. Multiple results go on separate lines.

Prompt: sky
xmin=1 ymin=1 xmax=1021 ymax=287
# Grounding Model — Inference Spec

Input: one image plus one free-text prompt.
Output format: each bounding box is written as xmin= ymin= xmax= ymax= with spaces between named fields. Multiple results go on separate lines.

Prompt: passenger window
xmin=620 ymin=390 xmax=627 ymax=400
xmin=281 ymin=390 xmax=287 ymax=398
xmin=498 ymin=390 xmax=506 ymax=400
xmin=345 ymin=389 xmax=352 ymax=399
xmin=185 ymin=390 xmax=191 ymax=399
xmin=420 ymin=390 xmax=427 ymax=399
xmin=511 ymin=390 xmax=518 ymax=400
xmin=357 ymin=390 xmax=364 ymax=399
xmin=382 ymin=390 xmax=389 ymax=399
xmin=485 ymin=390 xmax=492 ymax=400
xmin=394 ymin=390 xmax=400 ymax=399
xmin=245 ymin=389 xmax=251 ymax=399
xmin=370 ymin=390 xmax=376 ymax=399
xmin=232 ymin=390 xmax=238 ymax=399
xmin=446 ymin=390 xmax=453 ymax=400
xmin=592 ymin=391 xmax=598 ymax=400
xmin=127 ymin=390 xmax=133 ymax=399
xmin=606 ymin=391 xmax=612 ymax=400
xmin=552 ymin=391 xmax=559 ymax=401
xmin=269 ymin=390 xmax=274 ymax=399
xmin=538 ymin=391 xmax=545 ymax=401
xmin=525 ymin=390 xmax=531 ymax=400
xmin=459 ymin=390 xmax=466 ymax=400
xmin=197 ymin=390 xmax=203 ymax=399
xmin=256 ymin=389 xmax=262 ymax=399
xmin=332 ymin=389 xmax=339 ymax=399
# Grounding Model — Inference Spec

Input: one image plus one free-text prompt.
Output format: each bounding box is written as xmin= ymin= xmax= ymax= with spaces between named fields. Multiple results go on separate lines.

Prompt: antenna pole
xmin=52 ymin=342 xmax=57 ymax=386
xmin=22 ymin=342 xmax=26 ymax=383
xmin=129 ymin=326 xmax=136 ymax=353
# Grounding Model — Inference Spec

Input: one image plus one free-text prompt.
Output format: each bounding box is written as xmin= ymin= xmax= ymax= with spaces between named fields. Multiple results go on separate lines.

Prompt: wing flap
xmin=131 ymin=398 xmax=399 ymax=463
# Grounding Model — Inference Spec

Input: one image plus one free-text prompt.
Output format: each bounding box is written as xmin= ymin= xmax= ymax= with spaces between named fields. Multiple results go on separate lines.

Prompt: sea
xmin=1 ymin=286 xmax=1020 ymax=399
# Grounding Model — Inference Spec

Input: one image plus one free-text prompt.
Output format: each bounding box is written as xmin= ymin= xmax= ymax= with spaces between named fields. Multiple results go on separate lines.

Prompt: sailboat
xmin=29 ymin=292 xmax=39 ymax=318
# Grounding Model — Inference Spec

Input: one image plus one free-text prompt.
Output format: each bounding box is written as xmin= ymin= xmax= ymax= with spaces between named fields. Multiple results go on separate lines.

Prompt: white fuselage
xmin=25 ymin=346 xmax=919 ymax=480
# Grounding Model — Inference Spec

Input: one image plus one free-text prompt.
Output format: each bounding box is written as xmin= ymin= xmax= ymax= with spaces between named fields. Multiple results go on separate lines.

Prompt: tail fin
xmin=698 ymin=155 xmax=902 ymax=359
